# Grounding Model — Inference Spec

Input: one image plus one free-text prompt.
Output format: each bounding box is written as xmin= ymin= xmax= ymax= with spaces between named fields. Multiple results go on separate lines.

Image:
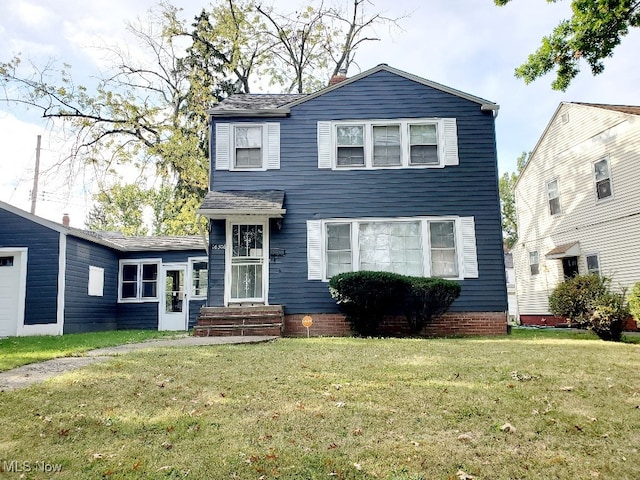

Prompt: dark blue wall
xmin=0 ymin=208 xmax=60 ymax=325
xmin=117 ymin=249 xmax=207 ymax=330
xmin=63 ymin=236 xmax=119 ymax=334
xmin=209 ymin=70 xmax=507 ymax=314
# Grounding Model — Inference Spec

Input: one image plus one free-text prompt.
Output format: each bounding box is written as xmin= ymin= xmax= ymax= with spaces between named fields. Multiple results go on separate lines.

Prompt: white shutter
xmin=307 ymin=220 xmax=323 ymax=280
xmin=215 ymin=123 xmax=231 ymax=170
xmin=317 ymin=121 xmax=332 ymax=169
xmin=442 ymin=118 xmax=459 ymax=166
xmin=266 ymin=123 xmax=280 ymax=170
xmin=460 ymin=216 xmax=479 ymax=278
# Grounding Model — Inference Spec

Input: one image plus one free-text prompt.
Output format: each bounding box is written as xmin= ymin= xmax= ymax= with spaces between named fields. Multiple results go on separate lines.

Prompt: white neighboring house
xmin=504 ymin=251 xmax=518 ymax=322
xmin=513 ymin=102 xmax=640 ymax=327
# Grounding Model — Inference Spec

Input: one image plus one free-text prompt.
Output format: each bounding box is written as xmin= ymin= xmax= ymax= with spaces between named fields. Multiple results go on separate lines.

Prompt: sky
xmin=1 ymin=0 xmax=639 ymax=228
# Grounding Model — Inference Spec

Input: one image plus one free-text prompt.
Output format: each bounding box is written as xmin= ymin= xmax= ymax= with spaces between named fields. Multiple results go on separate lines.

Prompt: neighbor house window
xmin=336 ymin=125 xmax=365 ymax=167
xmin=119 ymin=260 xmax=160 ymax=302
xmin=547 ymin=179 xmax=561 ymax=215
xmin=529 ymin=251 xmax=539 ymax=276
xmin=234 ymin=125 xmax=262 ymax=168
xmin=594 ymin=158 xmax=612 ymax=200
xmin=190 ymin=258 xmax=208 ymax=298
xmin=318 ymin=118 xmax=458 ymax=169
xmin=586 ymin=254 xmax=600 ymax=276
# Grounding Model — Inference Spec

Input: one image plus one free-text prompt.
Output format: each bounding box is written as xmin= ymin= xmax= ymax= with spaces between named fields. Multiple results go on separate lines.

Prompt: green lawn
xmin=0 ymin=330 xmax=182 ymax=372
xmin=0 ymin=331 xmax=638 ymax=479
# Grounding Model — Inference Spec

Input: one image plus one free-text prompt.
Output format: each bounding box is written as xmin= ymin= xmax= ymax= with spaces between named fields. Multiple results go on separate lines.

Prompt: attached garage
xmin=0 ymin=249 xmax=27 ymax=337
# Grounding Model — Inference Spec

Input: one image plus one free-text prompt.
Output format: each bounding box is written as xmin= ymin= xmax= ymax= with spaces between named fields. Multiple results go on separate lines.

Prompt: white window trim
xmin=118 ymin=258 xmax=162 ymax=303
xmin=310 ymin=216 xmax=474 ymax=281
xmin=593 ymin=156 xmax=614 ymax=203
xmin=189 ymin=256 xmax=208 ymax=299
xmin=318 ymin=118 xmax=458 ymax=170
xmin=546 ymin=178 xmax=561 ymax=216
xmin=215 ymin=122 xmax=280 ymax=171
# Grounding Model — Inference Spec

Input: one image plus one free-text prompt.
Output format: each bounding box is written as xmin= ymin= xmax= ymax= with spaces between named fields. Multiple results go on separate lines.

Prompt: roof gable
xmin=209 ymin=64 xmax=498 ymax=117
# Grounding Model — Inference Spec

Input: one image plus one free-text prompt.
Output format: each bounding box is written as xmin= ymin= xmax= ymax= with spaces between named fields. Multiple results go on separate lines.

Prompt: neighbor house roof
xmin=208 ymin=64 xmax=499 ymax=117
xmin=546 ymin=241 xmax=581 ymax=259
xmin=197 ymin=190 xmax=286 ymax=219
xmin=573 ymin=103 xmax=640 ymax=116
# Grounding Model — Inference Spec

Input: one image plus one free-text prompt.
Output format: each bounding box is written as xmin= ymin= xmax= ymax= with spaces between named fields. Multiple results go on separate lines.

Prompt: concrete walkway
xmin=0 ymin=335 xmax=277 ymax=392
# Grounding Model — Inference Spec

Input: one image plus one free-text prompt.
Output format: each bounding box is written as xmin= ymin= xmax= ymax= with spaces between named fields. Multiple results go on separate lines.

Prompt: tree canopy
xmin=499 ymin=152 xmax=528 ymax=250
xmin=495 ymin=0 xmax=640 ymax=90
xmin=1 ymin=0 xmax=403 ymax=235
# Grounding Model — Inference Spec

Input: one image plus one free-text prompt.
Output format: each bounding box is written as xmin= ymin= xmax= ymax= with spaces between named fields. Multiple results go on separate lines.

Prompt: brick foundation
xmin=520 ymin=314 xmax=639 ymax=331
xmin=284 ymin=311 xmax=507 ymax=337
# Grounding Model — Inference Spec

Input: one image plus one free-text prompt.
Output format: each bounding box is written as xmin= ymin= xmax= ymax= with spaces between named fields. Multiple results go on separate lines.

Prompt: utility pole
xmin=30 ymin=134 xmax=41 ymax=214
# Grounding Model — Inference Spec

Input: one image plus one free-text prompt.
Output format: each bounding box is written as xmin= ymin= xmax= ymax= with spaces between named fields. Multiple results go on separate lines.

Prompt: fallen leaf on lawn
xmin=456 ymin=468 xmax=476 ymax=479
xmin=335 ymin=401 xmax=346 ymax=408
xmin=589 ymin=417 xmax=597 ymax=422
xmin=575 ymin=425 xmax=583 ymax=431
xmin=411 ymin=441 xmax=420 ymax=446
xmin=328 ymin=442 xmax=338 ymax=449
xmin=353 ymin=427 xmax=363 ymax=436
xmin=457 ymin=434 xmax=473 ymax=442
xmin=157 ymin=466 xmax=172 ymax=472
xmin=92 ymin=453 xmax=104 ymax=460
xmin=161 ymin=441 xmax=173 ymax=450
xmin=132 ymin=461 xmax=142 ymax=471
xmin=590 ymin=471 xmax=600 ymax=478
xmin=500 ymin=422 xmax=516 ymax=433
xmin=560 ymin=386 xmax=574 ymax=391
xmin=354 ymin=463 xmax=362 ymax=471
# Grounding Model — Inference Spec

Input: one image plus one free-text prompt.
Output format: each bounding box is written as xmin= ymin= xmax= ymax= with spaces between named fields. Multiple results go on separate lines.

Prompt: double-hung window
xmin=119 ymin=260 xmax=160 ymax=302
xmin=190 ymin=258 xmax=208 ymax=298
xmin=318 ymin=118 xmax=458 ymax=169
xmin=594 ymin=158 xmax=612 ymax=201
xmin=586 ymin=254 xmax=600 ymax=276
xmin=529 ymin=251 xmax=539 ymax=276
xmin=234 ymin=126 xmax=262 ymax=168
xmin=310 ymin=216 xmax=477 ymax=281
xmin=547 ymin=179 xmax=561 ymax=215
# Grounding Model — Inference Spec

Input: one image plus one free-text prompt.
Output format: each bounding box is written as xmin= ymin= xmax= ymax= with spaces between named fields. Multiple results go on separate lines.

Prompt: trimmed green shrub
xmin=628 ymin=281 xmax=640 ymax=328
xmin=548 ymin=274 xmax=608 ymax=328
xmin=329 ymin=271 xmax=407 ymax=336
xmin=404 ymin=277 xmax=461 ymax=334
xmin=590 ymin=291 xmax=630 ymax=342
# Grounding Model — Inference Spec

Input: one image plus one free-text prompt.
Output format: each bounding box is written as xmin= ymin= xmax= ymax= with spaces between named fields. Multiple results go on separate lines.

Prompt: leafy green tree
xmin=495 ymin=0 xmax=640 ymax=90
xmin=499 ymin=152 xmax=528 ymax=249
xmin=86 ymin=184 xmax=152 ymax=236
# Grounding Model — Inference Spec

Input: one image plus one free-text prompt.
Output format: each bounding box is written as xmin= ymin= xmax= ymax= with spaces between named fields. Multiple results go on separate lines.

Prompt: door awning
xmin=197 ymin=190 xmax=286 ymax=219
xmin=546 ymin=241 xmax=581 ymax=259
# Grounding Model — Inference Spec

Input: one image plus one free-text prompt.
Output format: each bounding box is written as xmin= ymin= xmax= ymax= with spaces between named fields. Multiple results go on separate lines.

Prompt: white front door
xmin=0 ymin=252 xmax=22 ymax=337
xmin=159 ymin=264 xmax=188 ymax=331
xmin=226 ymin=221 xmax=268 ymax=304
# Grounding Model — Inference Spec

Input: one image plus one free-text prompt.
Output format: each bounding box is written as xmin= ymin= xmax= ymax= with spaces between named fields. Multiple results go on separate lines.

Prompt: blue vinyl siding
xmin=209 ymin=70 xmax=507 ymax=314
xmin=0 ymin=208 xmax=60 ymax=325
xmin=63 ymin=237 xmax=119 ymax=333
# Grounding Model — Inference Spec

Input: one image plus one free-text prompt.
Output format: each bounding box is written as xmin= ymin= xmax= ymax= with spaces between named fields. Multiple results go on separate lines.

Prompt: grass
xmin=0 ymin=330 xmax=182 ymax=372
xmin=0 ymin=331 xmax=638 ymax=479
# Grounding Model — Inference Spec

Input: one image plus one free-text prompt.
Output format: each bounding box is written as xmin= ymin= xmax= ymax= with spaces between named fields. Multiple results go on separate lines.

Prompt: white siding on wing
xmin=514 ymin=103 xmax=640 ymax=316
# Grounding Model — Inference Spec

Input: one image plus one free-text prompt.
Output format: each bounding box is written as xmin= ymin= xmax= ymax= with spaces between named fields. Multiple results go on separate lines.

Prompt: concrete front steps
xmin=194 ymin=305 xmax=284 ymax=337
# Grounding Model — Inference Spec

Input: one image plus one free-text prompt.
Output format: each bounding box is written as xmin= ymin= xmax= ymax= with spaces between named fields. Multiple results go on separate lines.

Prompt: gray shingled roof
xmin=574 ymin=102 xmax=640 ymax=116
xmin=212 ymin=94 xmax=306 ymax=111
xmin=199 ymin=190 xmax=286 ymax=217
xmin=104 ymin=235 xmax=205 ymax=251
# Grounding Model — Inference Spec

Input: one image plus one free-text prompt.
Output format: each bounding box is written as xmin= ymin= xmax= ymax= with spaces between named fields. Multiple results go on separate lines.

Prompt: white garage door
xmin=0 ymin=253 xmax=22 ymax=337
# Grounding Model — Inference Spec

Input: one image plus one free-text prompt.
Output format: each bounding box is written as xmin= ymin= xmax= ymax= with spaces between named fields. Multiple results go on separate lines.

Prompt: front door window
xmin=230 ymin=224 xmax=264 ymax=301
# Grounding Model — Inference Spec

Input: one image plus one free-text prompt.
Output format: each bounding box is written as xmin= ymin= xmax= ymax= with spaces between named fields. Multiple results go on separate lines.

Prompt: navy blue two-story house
xmin=196 ymin=64 xmax=507 ymax=336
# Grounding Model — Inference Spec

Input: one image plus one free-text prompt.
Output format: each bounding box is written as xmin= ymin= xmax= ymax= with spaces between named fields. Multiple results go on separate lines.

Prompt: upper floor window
xmin=215 ymin=122 xmax=280 ymax=171
xmin=529 ymin=251 xmax=539 ymax=276
xmin=309 ymin=215 xmax=478 ymax=281
xmin=594 ymin=158 xmax=612 ymax=201
xmin=119 ymin=260 xmax=160 ymax=302
xmin=546 ymin=179 xmax=561 ymax=216
xmin=318 ymin=118 xmax=458 ymax=170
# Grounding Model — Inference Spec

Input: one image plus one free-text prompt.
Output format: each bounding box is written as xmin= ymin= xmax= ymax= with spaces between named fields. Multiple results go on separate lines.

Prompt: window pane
xmin=337 ymin=147 xmax=365 ymax=166
xmin=431 ymin=249 xmax=458 ymax=277
xmin=430 ymin=221 xmax=455 ymax=248
xmin=192 ymin=261 xmax=208 ymax=296
xmin=547 ymin=180 xmax=558 ymax=198
xmin=373 ymin=125 xmax=401 ymax=166
xmin=142 ymin=264 xmax=157 ymax=281
xmin=235 ymin=148 xmax=262 ymax=167
xmin=122 ymin=264 xmax=138 ymax=282
xmin=410 ymin=124 xmax=437 ymax=144
xmin=235 ymin=126 xmax=262 ymax=148
xmin=0 ymin=256 xmax=14 ymax=267
xmin=429 ymin=221 xmax=457 ymax=277
xmin=410 ymin=145 xmax=439 ymax=165
xmin=232 ymin=225 xmax=263 ymax=257
xmin=359 ymin=222 xmax=422 ymax=275
xmin=121 ymin=282 xmax=137 ymax=299
xmin=596 ymin=179 xmax=612 ymax=200
xmin=336 ymin=126 xmax=364 ymax=146
xmin=529 ymin=251 xmax=539 ymax=276
xmin=327 ymin=223 xmax=352 ymax=277
xmin=549 ymin=197 xmax=561 ymax=215
xmin=142 ymin=281 xmax=157 ymax=298
xmin=586 ymin=255 xmax=600 ymax=274
xmin=594 ymin=159 xmax=609 ymax=181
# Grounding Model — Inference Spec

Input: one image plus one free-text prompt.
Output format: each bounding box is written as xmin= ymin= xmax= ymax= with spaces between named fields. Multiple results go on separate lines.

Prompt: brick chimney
xmin=62 ymin=213 xmax=70 ymax=227
xmin=329 ymin=68 xmax=348 ymax=86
